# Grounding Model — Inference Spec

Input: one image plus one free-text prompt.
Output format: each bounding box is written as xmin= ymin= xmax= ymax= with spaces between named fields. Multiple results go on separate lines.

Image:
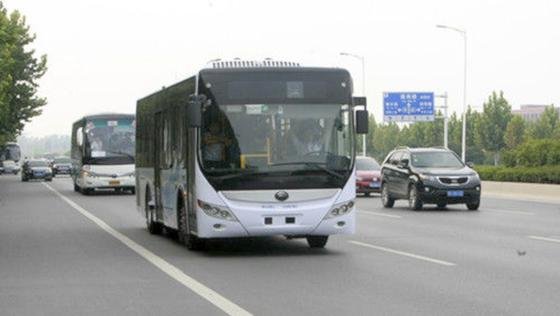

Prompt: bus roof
xmin=73 ymin=113 xmax=135 ymax=123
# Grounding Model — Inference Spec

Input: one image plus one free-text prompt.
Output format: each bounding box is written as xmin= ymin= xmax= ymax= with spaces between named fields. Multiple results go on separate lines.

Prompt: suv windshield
xmin=54 ymin=158 xmax=71 ymax=164
xmin=28 ymin=160 xmax=48 ymax=167
xmin=356 ymin=157 xmax=380 ymax=170
xmin=411 ymin=151 xmax=464 ymax=168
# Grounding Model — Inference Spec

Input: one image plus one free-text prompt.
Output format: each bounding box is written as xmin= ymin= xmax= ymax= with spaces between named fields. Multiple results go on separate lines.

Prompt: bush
xmin=474 ymin=165 xmax=560 ymax=184
xmin=508 ymin=139 xmax=560 ymax=167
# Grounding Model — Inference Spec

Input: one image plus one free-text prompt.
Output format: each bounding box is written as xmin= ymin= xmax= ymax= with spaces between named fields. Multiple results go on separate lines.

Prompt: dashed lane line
xmin=357 ymin=210 xmax=402 ymax=219
xmin=42 ymin=182 xmax=252 ymax=316
xmin=528 ymin=236 xmax=560 ymax=244
xmin=349 ymin=240 xmax=456 ymax=267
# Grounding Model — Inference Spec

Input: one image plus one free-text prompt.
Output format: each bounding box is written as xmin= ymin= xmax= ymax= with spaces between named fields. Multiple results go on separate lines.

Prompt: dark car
xmin=355 ymin=156 xmax=382 ymax=196
xmin=52 ymin=157 xmax=72 ymax=176
xmin=21 ymin=159 xmax=53 ymax=182
xmin=380 ymin=147 xmax=481 ymax=211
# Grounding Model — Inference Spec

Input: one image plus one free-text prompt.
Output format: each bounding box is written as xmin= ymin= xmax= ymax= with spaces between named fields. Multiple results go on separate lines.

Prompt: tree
xmin=528 ymin=105 xmax=559 ymax=140
xmin=504 ymin=115 xmax=526 ymax=149
xmin=477 ymin=91 xmax=512 ymax=165
xmin=0 ymin=2 xmax=47 ymax=144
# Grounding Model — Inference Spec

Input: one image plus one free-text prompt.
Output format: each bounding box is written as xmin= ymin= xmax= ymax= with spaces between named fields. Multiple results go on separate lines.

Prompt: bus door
xmin=154 ymin=112 xmax=164 ymax=219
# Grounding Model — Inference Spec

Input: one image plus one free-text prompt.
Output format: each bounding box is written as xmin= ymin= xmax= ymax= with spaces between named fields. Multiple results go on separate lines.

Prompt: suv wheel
xmin=466 ymin=201 xmax=480 ymax=211
xmin=408 ymin=185 xmax=423 ymax=211
xmin=381 ymin=184 xmax=395 ymax=208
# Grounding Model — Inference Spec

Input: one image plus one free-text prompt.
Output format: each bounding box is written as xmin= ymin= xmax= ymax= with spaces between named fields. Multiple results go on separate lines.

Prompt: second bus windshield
xmin=84 ymin=118 xmax=135 ymax=162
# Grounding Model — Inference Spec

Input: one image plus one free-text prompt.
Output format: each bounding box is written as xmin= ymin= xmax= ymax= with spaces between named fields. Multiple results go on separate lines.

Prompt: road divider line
xmin=348 ymin=240 xmax=456 ymax=266
xmin=484 ymin=209 xmax=534 ymax=216
xmin=528 ymin=236 xmax=560 ymax=244
xmin=42 ymin=183 xmax=252 ymax=316
xmin=357 ymin=210 xmax=402 ymax=219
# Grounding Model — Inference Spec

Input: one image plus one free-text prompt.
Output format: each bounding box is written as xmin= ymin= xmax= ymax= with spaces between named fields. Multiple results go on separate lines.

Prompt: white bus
xmin=0 ymin=142 xmax=22 ymax=174
xmin=136 ymin=60 xmax=368 ymax=250
xmin=71 ymin=113 xmax=136 ymax=195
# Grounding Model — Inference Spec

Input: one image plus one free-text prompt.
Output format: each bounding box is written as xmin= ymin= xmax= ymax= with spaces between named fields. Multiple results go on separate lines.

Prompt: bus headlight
xmin=325 ymin=200 xmax=355 ymax=219
xmin=80 ymin=170 xmax=93 ymax=177
xmin=198 ymin=200 xmax=237 ymax=222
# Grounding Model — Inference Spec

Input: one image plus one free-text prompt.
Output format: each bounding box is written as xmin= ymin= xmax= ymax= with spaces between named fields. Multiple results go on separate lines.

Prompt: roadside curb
xmin=482 ymin=181 xmax=560 ymax=204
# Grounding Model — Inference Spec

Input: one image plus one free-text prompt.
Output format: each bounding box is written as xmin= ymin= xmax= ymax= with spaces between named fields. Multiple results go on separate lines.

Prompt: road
xmin=1 ymin=175 xmax=559 ymax=315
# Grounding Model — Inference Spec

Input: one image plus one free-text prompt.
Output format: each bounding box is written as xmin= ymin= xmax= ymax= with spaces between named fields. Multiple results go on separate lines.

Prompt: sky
xmin=4 ymin=0 xmax=560 ymax=137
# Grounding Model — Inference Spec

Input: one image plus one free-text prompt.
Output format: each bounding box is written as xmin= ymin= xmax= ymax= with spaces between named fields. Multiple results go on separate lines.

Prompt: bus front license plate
xmin=109 ymin=180 xmax=120 ymax=186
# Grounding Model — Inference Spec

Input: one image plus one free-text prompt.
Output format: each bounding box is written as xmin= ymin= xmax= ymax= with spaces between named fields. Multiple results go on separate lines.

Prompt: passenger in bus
xmin=290 ymin=120 xmax=323 ymax=157
xmin=202 ymin=120 xmax=234 ymax=168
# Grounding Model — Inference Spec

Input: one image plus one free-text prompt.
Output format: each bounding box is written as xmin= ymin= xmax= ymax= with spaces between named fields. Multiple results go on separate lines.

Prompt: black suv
xmin=380 ymin=147 xmax=481 ymax=210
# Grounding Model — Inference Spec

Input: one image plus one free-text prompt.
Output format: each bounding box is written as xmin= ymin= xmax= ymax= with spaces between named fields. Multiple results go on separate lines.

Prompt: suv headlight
xmin=325 ymin=200 xmax=355 ymax=219
xmin=419 ymin=174 xmax=436 ymax=182
xmin=198 ymin=200 xmax=237 ymax=222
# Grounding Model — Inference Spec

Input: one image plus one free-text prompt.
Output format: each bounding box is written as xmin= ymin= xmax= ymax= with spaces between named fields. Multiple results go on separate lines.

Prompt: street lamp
xmin=340 ymin=52 xmax=367 ymax=157
xmin=436 ymin=24 xmax=468 ymax=162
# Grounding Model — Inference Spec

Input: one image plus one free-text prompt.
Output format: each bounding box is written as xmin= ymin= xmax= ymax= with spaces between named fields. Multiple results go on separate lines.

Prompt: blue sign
xmin=383 ymin=92 xmax=435 ymax=122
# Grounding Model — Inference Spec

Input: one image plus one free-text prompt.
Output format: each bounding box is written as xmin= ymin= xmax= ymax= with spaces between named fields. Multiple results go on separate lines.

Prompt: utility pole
xmin=436 ymin=92 xmax=449 ymax=148
xmin=340 ymin=52 xmax=367 ymax=156
xmin=437 ymin=25 xmax=468 ymax=161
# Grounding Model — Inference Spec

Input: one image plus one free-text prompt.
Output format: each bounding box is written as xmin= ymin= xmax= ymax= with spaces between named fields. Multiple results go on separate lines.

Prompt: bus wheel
xmin=307 ymin=236 xmax=329 ymax=248
xmin=178 ymin=203 xmax=205 ymax=251
xmin=146 ymin=193 xmax=162 ymax=235
xmin=73 ymin=183 xmax=79 ymax=192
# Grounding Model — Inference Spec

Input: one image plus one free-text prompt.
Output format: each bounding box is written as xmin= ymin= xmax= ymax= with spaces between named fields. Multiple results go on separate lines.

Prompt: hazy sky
xmin=4 ymin=0 xmax=560 ymax=137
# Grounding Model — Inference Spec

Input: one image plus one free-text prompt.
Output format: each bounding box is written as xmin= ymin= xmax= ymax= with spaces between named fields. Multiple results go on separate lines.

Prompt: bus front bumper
xmin=196 ymin=209 xmax=355 ymax=238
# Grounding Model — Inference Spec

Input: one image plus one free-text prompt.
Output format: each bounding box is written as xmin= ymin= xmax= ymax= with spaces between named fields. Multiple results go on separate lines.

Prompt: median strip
xmin=42 ymin=183 xmax=252 ymax=316
xmin=528 ymin=236 xmax=560 ymax=244
xmin=349 ymin=240 xmax=456 ymax=266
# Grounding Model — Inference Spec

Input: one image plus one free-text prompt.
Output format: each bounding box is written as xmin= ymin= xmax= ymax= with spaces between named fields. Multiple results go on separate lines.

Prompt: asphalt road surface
xmin=1 ymin=175 xmax=559 ymax=315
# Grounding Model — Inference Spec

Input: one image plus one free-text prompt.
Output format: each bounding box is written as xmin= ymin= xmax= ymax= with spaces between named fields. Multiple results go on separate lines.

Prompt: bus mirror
xmin=355 ymin=110 xmax=369 ymax=134
xmin=353 ymin=96 xmax=367 ymax=108
xmin=76 ymin=128 xmax=83 ymax=147
xmin=187 ymin=94 xmax=205 ymax=127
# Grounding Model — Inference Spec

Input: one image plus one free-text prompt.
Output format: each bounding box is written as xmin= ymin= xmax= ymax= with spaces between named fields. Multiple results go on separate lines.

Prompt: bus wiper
xmin=105 ymin=151 xmax=134 ymax=159
xmin=269 ymin=162 xmax=345 ymax=179
xmin=210 ymin=170 xmax=269 ymax=180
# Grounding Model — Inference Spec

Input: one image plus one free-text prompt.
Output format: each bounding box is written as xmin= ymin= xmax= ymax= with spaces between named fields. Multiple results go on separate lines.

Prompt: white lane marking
xmin=348 ymin=240 xmax=456 ymax=267
xmin=42 ymin=183 xmax=251 ymax=316
xmin=528 ymin=236 xmax=560 ymax=244
xmin=484 ymin=209 xmax=534 ymax=216
xmin=357 ymin=210 xmax=402 ymax=219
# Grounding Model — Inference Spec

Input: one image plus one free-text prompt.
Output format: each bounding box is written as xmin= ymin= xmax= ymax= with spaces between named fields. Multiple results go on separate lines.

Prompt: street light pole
xmin=436 ymin=25 xmax=468 ymax=162
xmin=340 ymin=52 xmax=367 ymax=157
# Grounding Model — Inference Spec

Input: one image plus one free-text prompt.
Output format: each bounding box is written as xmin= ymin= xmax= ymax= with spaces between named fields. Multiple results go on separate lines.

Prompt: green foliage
xmin=477 ymin=91 xmax=512 ymax=164
xmin=512 ymin=139 xmax=560 ymax=167
xmin=475 ymin=165 xmax=560 ymax=184
xmin=527 ymin=105 xmax=559 ymax=139
xmin=0 ymin=2 xmax=47 ymax=145
xmin=504 ymin=115 xmax=526 ymax=149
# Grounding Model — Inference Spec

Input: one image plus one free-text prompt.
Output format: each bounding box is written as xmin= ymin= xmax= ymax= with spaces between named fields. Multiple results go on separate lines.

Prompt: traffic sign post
xmin=383 ymin=92 xmax=435 ymax=122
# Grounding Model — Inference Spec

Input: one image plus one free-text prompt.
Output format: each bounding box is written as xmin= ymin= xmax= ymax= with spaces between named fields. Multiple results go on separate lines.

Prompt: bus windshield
xmin=84 ymin=118 xmax=135 ymax=164
xmin=200 ymin=103 xmax=353 ymax=190
xmin=0 ymin=144 xmax=21 ymax=162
